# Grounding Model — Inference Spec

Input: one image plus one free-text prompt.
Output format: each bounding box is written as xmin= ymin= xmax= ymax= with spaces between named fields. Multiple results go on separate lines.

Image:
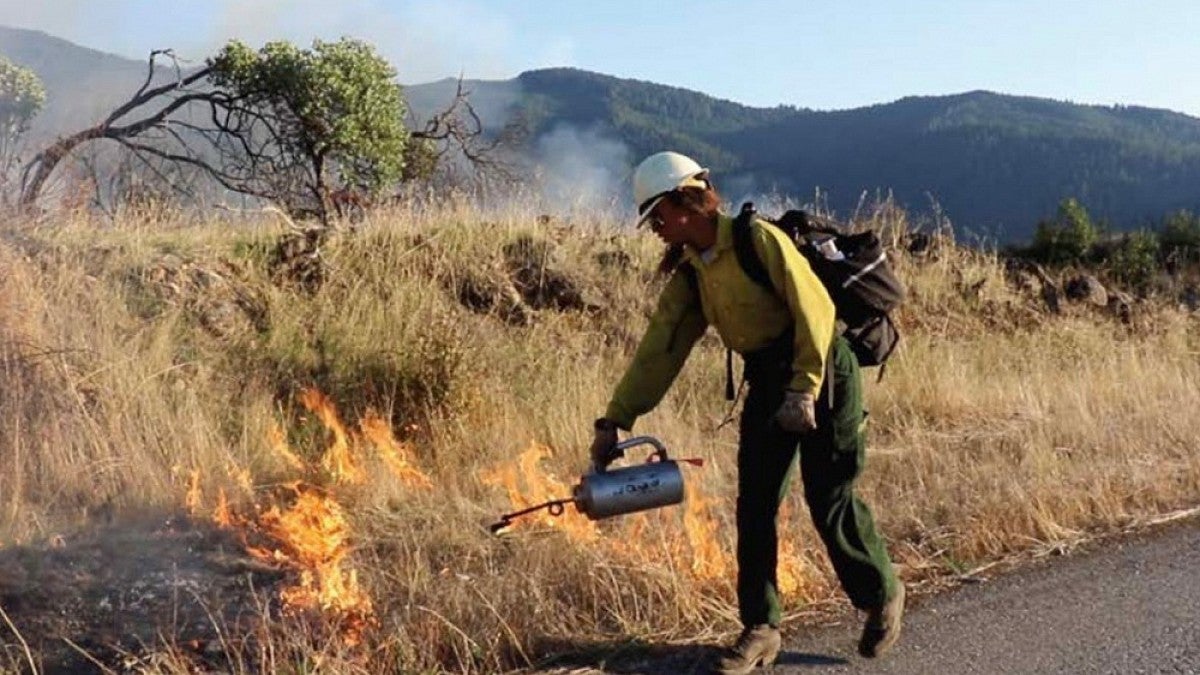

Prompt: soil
xmin=0 ymin=514 xmax=286 ymax=673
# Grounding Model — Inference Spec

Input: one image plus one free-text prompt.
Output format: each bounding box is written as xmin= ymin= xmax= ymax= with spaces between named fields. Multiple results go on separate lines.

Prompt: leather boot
xmin=859 ymin=581 xmax=905 ymax=658
xmin=715 ymin=624 xmax=781 ymax=675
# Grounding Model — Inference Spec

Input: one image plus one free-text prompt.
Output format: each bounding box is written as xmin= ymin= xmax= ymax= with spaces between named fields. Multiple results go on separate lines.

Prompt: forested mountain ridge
xmin=423 ymin=69 xmax=1200 ymax=240
xmin=4 ymin=24 xmax=1199 ymax=241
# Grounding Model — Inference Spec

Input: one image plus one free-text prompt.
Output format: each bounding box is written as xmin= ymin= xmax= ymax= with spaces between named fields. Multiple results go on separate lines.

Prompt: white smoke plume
xmin=0 ymin=0 xmax=569 ymax=86
xmin=530 ymin=124 xmax=631 ymax=221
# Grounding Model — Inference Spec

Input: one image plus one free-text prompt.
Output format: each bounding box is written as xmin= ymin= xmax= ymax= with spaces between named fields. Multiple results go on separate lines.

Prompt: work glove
xmin=775 ymin=390 xmax=817 ymax=433
xmin=589 ymin=418 xmax=620 ymax=473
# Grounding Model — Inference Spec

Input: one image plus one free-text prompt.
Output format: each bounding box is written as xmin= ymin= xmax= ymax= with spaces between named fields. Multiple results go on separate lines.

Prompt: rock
xmin=1041 ymin=283 xmax=1061 ymax=314
xmin=907 ymin=232 xmax=932 ymax=257
xmin=1006 ymin=268 xmax=1039 ymax=295
xmin=961 ymin=277 xmax=987 ymax=300
xmin=1108 ymin=290 xmax=1133 ymax=324
xmin=510 ymin=265 xmax=594 ymax=312
xmin=502 ymin=235 xmax=598 ymax=313
xmin=453 ymin=270 xmax=532 ymax=326
xmin=1004 ymin=259 xmax=1054 ymax=296
xmin=1064 ymin=274 xmax=1108 ymax=306
xmin=999 ymin=260 xmax=1059 ymax=313
xmin=269 ymin=226 xmax=328 ymax=292
xmin=1181 ymin=285 xmax=1200 ymax=312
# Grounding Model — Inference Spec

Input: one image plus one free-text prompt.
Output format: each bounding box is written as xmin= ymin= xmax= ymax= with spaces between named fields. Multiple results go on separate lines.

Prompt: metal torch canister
xmin=572 ymin=436 xmax=684 ymax=520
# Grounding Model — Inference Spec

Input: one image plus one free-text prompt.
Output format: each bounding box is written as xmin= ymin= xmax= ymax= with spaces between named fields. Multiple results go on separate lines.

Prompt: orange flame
xmin=480 ymin=443 xmax=597 ymax=541
xmin=299 ymin=388 xmax=365 ymax=484
xmin=185 ymin=469 xmax=202 ymax=514
xmin=213 ymin=488 xmax=234 ymax=528
xmin=360 ymin=411 xmax=432 ymax=488
xmin=775 ymin=502 xmax=824 ymax=600
xmin=268 ymin=421 xmax=305 ymax=471
xmin=252 ymin=488 xmax=373 ymax=613
xmin=682 ymin=480 xmax=730 ymax=580
xmin=226 ymin=462 xmax=254 ymax=494
xmin=181 ymin=390 xmax=435 ymax=647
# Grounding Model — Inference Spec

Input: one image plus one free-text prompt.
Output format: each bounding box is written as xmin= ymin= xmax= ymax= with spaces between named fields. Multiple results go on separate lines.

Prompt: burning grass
xmin=182 ymin=385 xmax=436 ymax=648
xmin=0 ymin=202 xmax=1198 ymax=672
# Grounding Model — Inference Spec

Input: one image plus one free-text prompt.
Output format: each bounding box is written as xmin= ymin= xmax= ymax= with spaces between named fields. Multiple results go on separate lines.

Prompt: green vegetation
xmin=0 ymin=55 xmax=43 ymax=143
xmin=1015 ymin=197 xmax=1200 ymax=296
xmin=410 ymin=70 xmax=1200 ymax=240
xmin=1030 ymin=198 xmax=1100 ymax=264
xmin=208 ymin=38 xmax=411 ymax=206
xmin=0 ymin=55 xmax=44 ymax=198
xmin=1107 ymin=229 xmax=1161 ymax=291
xmin=6 ymin=22 xmax=1200 ymax=238
xmin=13 ymin=34 xmax=482 ymax=220
xmin=1161 ymin=209 xmax=1200 ymax=260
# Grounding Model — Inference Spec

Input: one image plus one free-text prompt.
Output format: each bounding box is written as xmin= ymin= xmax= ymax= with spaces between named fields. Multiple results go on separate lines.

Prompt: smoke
xmin=0 ymin=0 xmax=565 ymax=86
xmin=531 ymin=124 xmax=631 ymax=220
xmin=0 ymin=1 xmax=90 ymax=43
xmin=206 ymin=0 xmax=530 ymax=84
xmin=720 ymin=171 xmax=811 ymax=216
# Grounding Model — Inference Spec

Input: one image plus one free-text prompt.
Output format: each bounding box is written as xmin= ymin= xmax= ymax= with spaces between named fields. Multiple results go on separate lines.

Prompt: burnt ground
xmin=0 ymin=514 xmax=285 ymax=674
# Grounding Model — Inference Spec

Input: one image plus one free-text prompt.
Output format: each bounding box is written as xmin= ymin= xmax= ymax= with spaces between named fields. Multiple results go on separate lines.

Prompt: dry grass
xmin=0 ymin=201 xmax=1197 ymax=673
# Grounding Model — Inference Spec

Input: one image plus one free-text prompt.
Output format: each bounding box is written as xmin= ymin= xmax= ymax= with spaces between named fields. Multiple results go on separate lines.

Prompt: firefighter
xmin=589 ymin=151 xmax=904 ymax=673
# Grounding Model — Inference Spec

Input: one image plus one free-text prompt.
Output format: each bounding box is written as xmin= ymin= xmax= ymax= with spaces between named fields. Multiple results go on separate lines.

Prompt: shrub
xmin=1030 ymin=197 xmax=1099 ymax=264
xmin=1107 ymin=229 xmax=1160 ymax=291
xmin=1160 ymin=210 xmax=1200 ymax=266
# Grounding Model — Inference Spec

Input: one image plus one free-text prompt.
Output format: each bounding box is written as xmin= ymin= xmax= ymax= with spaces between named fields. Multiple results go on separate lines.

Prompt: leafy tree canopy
xmin=1160 ymin=210 xmax=1200 ymax=253
xmin=1031 ymin=197 xmax=1099 ymax=263
xmin=207 ymin=38 xmax=409 ymax=200
xmin=0 ymin=56 xmax=45 ymax=199
xmin=0 ymin=55 xmax=45 ymax=144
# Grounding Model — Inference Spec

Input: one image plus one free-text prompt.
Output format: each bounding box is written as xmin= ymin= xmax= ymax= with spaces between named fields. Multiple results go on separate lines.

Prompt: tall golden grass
xmin=1 ymin=201 xmax=1198 ymax=673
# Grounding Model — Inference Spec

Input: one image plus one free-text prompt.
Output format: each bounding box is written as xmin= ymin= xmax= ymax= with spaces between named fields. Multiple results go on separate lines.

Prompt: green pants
xmin=737 ymin=335 xmax=898 ymax=628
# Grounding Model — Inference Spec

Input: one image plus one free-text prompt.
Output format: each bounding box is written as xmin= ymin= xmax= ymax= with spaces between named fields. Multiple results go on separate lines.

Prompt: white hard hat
xmin=632 ymin=151 xmax=709 ymax=227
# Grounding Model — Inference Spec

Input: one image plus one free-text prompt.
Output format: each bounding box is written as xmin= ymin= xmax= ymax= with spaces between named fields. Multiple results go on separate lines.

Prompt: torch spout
xmin=488 ymin=496 xmax=576 ymax=534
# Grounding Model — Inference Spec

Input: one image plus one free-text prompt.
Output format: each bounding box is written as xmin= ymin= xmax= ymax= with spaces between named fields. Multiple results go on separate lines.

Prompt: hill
xmin=0 ymin=25 xmax=177 ymax=140
xmin=1 ymin=202 xmax=1198 ymax=672
xmin=5 ymin=25 xmax=1200 ymax=241
xmin=408 ymin=69 xmax=1200 ymax=240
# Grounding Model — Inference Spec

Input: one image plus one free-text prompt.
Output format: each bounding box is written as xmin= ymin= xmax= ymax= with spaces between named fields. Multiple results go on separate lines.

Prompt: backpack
xmin=730 ymin=201 xmax=905 ymax=381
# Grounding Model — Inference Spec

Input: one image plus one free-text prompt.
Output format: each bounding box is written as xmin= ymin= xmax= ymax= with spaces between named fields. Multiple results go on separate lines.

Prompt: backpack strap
xmin=729 ymin=203 xmax=770 ymax=402
xmin=778 ymin=209 xmax=842 ymax=237
xmin=732 ymin=202 xmax=774 ymax=292
xmin=671 ymin=262 xmax=700 ymax=354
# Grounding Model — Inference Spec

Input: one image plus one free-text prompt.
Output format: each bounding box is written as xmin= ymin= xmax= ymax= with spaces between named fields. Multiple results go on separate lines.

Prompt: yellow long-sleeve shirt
xmin=604 ymin=213 xmax=836 ymax=430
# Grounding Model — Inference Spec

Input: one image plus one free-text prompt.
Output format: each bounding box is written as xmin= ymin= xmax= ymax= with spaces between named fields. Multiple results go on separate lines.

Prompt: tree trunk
xmin=19 ymin=127 xmax=107 ymax=207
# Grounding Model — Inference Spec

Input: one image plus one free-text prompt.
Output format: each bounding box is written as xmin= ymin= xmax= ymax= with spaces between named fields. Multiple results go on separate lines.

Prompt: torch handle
xmin=614 ymin=435 xmax=669 ymax=462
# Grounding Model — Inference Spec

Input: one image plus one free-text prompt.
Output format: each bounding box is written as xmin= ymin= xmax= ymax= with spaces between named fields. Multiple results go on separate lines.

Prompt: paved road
xmin=540 ymin=518 xmax=1200 ymax=674
xmin=777 ymin=518 xmax=1200 ymax=674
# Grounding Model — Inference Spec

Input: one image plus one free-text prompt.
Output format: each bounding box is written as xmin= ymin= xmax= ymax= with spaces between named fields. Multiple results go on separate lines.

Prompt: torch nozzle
xmin=487 ymin=497 xmax=575 ymax=536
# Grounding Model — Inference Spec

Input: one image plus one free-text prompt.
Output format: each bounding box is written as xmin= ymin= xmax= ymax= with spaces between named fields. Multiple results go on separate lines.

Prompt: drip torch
xmin=489 ymin=436 xmax=702 ymax=534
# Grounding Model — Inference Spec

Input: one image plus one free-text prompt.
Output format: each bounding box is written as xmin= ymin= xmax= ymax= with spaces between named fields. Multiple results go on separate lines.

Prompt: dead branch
xmin=411 ymin=77 xmax=515 ymax=181
xmin=20 ymin=49 xmax=213 ymax=207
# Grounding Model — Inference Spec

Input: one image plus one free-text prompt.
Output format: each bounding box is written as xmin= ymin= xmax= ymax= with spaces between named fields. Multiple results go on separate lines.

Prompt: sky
xmin=1 ymin=0 xmax=1198 ymax=117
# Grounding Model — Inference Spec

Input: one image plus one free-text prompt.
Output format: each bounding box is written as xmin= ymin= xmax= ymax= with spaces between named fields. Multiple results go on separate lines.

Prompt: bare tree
xmin=20 ymin=41 xmax=503 ymax=222
xmin=20 ymin=50 xmax=211 ymax=209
